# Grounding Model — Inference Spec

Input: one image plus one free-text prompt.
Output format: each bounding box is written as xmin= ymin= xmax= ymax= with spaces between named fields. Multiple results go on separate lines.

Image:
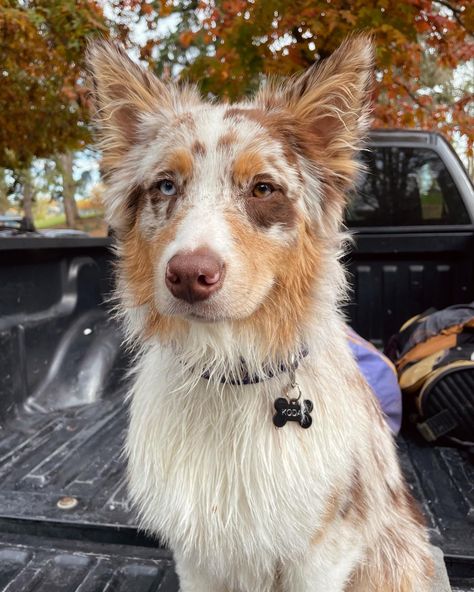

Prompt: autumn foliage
xmin=0 ymin=0 xmax=473 ymax=171
xmin=115 ymin=0 xmax=473 ymax=158
xmin=0 ymin=0 xmax=106 ymax=169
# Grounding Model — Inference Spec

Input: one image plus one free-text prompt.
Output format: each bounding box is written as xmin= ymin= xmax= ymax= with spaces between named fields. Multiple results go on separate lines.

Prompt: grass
xmin=34 ymin=212 xmax=107 ymax=236
xmin=35 ymin=213 xmax=66 ymax=229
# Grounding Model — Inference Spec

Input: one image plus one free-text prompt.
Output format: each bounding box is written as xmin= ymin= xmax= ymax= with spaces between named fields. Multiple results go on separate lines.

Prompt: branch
xmin=393 ymin=78 xmax=432 ymax=112
xmin=432 ymin=0 xmax=468 ymax=30
xmin=433 ymin=0 xmax=463 ymax=14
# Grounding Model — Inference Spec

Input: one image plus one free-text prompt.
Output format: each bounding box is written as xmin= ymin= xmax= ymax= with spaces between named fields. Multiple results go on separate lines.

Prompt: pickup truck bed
xmin=1 ymin=128 xmax=473 ymax=591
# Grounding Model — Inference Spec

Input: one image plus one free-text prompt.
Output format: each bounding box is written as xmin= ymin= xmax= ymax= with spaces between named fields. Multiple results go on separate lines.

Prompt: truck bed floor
xmin=0 ymin=395 xmax=472 ymax=590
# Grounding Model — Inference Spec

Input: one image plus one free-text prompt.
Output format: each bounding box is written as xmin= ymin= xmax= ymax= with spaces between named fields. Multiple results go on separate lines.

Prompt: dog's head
xmin=88 ymin=36 xmax=373 ymax=358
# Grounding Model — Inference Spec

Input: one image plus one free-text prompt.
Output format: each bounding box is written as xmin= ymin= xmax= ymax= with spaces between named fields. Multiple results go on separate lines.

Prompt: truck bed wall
xmin=0 ymin=238 xmax=114 ymax=421
xmin=347 ymin=228 xmax=474 ymax=346
xmin=1 ymin=229 xmax=473 ymax=420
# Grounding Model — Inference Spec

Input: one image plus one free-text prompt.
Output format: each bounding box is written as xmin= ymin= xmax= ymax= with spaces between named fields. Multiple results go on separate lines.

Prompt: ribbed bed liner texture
xmin=0 ymin=395 xmax=472 ymax=589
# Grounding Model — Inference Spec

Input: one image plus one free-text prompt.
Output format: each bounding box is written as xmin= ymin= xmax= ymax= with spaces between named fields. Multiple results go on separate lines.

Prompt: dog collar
xmin=200 ymin=347 xmax=309 ymax=386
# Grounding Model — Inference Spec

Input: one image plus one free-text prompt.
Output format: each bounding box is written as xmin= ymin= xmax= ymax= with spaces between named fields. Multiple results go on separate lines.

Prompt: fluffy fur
xmin=88 ymin=35 xmax=434 ymax=591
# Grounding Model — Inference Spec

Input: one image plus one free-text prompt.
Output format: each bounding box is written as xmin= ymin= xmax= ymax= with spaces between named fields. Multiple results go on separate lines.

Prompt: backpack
xmin=386 ymin=304 xmax=474 ymax=446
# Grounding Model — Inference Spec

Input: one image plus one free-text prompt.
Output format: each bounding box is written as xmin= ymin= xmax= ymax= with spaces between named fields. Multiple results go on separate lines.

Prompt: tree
xmin=0 ymin=1 xmax=106 ymax=169
xmin=0 ymin=0 xmax=106 ymax=223
xmin=112 ymin=0 xmax=473 ymax=158
xmin=20 ymin=170 xmax=35 ymax=224
xmin=2 ymin=1 xmax=471 ymax=227
xmin=0 ymin=171 xmax=10 ymax=215
xmin=56 ymin=153 xmax=80 ymax=228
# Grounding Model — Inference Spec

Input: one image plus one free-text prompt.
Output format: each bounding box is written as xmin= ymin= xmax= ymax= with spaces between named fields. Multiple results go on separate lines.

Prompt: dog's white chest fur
xmin=126 ymin=341 xmax=360 ymax=587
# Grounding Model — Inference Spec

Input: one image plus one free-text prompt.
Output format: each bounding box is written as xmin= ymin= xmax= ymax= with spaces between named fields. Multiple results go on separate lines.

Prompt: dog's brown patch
xmin=121 ymin=223 xmax=155 ymax=307
xmin=232 ymin=150 xmax=265 ymax=186
xmin=165 ymin=195 xmax=179 ymax=219
xmin=231 ymin=143 xmax=297 ymax=230
xmin=347 ymin=466 xmax=368 ymax=522
xmin=244 ymin=191 xmax=297 ymax=230
xmin=217 ymin=131 xmax=237 ymax=152
xmin=403 ymin=486 xmax=427 ymax=528
xmin=173 ymin=112 xmax=196 ymax=131
xmin=223 ymin=107 xmax=256 ymax=123
xmin=227 ymin=213 xmax=320 ymax=356
xmin=164 ymin=147 xmax=194 ymax=178
xmin=224 ymin=108 xmax=281 ymax=137
xmin=124 ymin=185 xmax=145 ymax=231
xmin=310 ymin=491 xmax=341 ymax=547
xmin=192 ymin=140 xmax=206 ymax=157
xmin=121 ymin=208 xmax=189 ymax=340
xmin=225 ymin=108 xmax=300 ymax=173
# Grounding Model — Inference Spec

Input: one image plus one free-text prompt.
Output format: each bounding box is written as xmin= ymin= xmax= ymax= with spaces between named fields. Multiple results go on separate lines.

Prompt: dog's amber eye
xmin=158 ymin=179 xmax=177 ymax=196
xmin=252 ymin=183 xmax=274 ymax=198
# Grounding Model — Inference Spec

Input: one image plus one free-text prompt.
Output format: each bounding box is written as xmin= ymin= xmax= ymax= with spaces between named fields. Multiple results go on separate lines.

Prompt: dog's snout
xmin=165 ymin=249 xmax=225 ymax=303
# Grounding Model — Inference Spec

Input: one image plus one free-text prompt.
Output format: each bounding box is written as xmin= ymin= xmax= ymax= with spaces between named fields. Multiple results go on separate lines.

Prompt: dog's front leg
xmin=174 ymin=551 xmax=227 ymax=592
xmin=279 ymin=536 xmax=364 ymax=592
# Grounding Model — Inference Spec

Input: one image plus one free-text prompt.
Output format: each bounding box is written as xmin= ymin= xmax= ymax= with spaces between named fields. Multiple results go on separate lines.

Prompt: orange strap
xmin=397 ymin=319 xmax=474 ymax=372
xmin=397 ymin=333 xmax=456 ymax=372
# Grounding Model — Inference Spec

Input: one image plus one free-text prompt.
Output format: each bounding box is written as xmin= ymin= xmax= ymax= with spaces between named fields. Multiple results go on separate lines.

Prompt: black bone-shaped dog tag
xmin=273 ymin=398 xmax=313 ymax=429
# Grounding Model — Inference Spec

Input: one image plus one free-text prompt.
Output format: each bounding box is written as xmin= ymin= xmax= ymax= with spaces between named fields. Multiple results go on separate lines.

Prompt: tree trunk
xmin=58 ymin=152 xmax=79 ymax=228
xmin=0 ymin=170 xmax=9 ymax=215
xmin=22 ymin=171 xmax=34 ymax=227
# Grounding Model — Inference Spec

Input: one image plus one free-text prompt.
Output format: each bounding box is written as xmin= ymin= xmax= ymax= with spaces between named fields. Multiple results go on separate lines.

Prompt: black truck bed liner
xmin=0 ymin=534 xmax=177 ymax=592
xmin=0 ymin=394 xmax=472 ymax=591
xmin=0 ymin=396 xmax=132 ymax=532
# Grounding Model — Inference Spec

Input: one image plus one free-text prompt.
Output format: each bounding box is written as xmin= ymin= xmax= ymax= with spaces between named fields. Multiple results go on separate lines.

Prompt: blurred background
xmin=0 ymin=0 xmax=472 ymax=236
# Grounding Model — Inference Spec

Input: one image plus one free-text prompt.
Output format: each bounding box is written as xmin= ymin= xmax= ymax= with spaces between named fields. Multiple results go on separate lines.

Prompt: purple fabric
xmin=347 ymin=329 xmax=402 ymax=435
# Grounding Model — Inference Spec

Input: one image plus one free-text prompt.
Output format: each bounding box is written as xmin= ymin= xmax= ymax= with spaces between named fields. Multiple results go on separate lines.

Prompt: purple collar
xmin=200 ymin=347 xmax=309 ymax=385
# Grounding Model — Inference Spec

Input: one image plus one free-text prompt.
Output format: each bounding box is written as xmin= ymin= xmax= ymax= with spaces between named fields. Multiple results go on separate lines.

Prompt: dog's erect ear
xmin=256 ymin=35 xmax=374 ymax=189
xmin=87 ymin=40 xmax=173 ymax=169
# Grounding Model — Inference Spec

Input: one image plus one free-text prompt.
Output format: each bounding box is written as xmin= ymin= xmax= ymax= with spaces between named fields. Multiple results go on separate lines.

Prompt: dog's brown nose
xmin=165 ymin=249 xmax=225 ymax=303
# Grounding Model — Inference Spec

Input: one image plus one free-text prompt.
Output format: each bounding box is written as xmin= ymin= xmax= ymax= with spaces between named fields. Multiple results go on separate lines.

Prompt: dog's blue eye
xmin=158 ymin=180 xmax=177 ymax=196
xmin=253 ymin=183 xmax=274 ymax=198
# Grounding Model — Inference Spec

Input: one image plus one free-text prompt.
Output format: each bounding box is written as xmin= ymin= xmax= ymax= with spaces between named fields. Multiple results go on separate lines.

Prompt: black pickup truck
xmin=0 ymin=130 xmax=473 ymax=591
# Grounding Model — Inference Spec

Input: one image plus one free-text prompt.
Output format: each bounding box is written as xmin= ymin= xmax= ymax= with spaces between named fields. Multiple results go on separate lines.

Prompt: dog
xmin=88 ymin=35 xmax=434 ymax=592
